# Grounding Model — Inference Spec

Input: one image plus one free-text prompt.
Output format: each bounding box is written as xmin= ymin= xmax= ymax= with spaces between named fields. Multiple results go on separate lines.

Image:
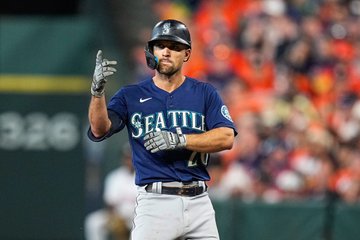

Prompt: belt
xmin=145 ymin=181 xmax=207 ymax=197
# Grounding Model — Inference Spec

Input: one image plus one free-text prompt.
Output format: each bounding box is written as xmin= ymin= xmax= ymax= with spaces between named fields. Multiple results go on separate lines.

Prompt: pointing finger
xmin=96 ymin=50 xmax=103 ymax=63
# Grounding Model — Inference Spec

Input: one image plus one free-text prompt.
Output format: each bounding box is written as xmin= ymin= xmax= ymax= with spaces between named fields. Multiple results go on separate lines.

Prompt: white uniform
xmin=132 ymin=185 xmax=219 ymax=240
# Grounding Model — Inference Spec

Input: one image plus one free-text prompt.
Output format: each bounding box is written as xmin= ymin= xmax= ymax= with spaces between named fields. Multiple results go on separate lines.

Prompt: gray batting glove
xmin=91 ymin=50 xmax=117 ymax=97
xmin=144 ymin=127 xmax=187 ymax=153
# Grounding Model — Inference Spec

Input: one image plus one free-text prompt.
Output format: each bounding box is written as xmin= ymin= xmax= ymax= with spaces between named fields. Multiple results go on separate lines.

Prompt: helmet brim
xmin=148 ymin=35 xmax=191 ymax=49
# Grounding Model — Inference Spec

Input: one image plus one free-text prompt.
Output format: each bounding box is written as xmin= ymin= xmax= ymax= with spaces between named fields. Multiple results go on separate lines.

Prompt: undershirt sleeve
xmin=87 ymin=110 xmax=125 ymax=142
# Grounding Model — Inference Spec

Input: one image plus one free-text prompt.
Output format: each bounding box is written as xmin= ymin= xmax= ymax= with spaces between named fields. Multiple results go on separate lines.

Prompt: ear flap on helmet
xmin=144 ymin=44 xmax=158 ymax=70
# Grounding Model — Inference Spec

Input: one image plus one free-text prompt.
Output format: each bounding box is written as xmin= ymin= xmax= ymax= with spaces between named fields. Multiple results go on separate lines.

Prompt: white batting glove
xmin=91 ymin=50 xmax=117 ymax=97
xmin=144 ymin=127 xmax=187 ymax=153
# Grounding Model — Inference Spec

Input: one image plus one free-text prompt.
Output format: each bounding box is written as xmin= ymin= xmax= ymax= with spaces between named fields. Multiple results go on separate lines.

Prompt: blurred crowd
xmin=84 ymin=1 xmax=360 ymax=238
xmin=130 ymin=0 xmax=360 ymax=204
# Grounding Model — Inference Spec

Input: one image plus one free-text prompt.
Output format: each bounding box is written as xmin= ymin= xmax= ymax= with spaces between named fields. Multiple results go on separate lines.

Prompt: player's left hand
xmin=144 ymin=128 xmax=186 ymax=153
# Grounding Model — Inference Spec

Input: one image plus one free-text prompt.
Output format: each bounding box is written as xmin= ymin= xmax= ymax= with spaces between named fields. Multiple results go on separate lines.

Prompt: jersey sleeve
xmin=204 ymin=84 xmax=238 ymax=135
xmin=87 ymin=110 xmax=125 ymax=142
xmin=107 ymin=88 xmax=129 ymax=121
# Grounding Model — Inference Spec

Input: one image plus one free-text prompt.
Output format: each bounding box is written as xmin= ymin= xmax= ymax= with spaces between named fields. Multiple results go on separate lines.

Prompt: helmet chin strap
xmin=144 ymin=45 xmax=159 ymax=70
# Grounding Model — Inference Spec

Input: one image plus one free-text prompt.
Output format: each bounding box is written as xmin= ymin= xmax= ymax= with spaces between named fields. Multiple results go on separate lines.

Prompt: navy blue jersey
xmin=89 ymin=77 xmax=237 ymax=185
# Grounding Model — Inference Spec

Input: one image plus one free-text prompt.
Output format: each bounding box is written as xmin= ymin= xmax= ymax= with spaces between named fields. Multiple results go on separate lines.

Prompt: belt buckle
xmin=182 ymin=186 xmax=198 ymax=196
xmin=178 ymin=188 xmax=185 ymax=195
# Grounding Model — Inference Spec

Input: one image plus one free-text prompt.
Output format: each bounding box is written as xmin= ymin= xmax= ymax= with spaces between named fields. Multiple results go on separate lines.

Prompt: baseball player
xmin=88 ymin=19 xmax=237 ymax=240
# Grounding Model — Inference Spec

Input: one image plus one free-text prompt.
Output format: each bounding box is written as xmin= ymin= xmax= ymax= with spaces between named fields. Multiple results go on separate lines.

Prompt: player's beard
xmin=158 ymin=62 xmax=179 ymax=76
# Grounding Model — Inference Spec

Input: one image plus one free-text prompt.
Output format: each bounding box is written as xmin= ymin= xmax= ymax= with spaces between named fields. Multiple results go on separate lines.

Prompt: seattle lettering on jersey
xmin=130 ymin=110 xmax=205 ymax=138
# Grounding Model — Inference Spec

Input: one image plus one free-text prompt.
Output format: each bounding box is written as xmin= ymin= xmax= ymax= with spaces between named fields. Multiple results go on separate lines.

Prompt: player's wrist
xmin=91 ymin=87 xmax=105 ymax=97
xmin=91 ymin=79 xmax=106 ymax=97
xmin=176 ymin=127 xmax=187 ymax=148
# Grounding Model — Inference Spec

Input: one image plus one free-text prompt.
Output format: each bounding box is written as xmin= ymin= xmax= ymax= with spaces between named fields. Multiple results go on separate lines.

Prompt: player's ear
xmin=184 ymin=49 xmax=191 ymax=62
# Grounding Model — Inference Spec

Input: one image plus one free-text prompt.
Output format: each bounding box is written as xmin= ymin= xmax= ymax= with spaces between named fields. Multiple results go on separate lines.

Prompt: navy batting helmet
xmin=148 ymin=19 xmax=191 ymax=49
xmin=145 ymin=19 xmax=191 ymax=70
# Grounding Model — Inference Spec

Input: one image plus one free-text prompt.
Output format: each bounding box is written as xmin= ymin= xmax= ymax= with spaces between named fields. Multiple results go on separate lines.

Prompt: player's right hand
xmin=144 ymin=128 xmax=187 ymax=153
xmin=91 ymin=50 xmax=117 ymax=97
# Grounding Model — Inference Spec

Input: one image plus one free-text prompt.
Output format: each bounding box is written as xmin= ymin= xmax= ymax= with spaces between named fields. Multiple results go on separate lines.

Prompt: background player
xmin=88 ymin=19 xmax=237 ymax=240
xmin=85 ymin=144 xmax=137 ymax=240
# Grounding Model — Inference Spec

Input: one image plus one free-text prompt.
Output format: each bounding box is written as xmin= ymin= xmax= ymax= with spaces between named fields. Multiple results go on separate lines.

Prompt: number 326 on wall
xmin=0 ymin=111 xmax=80 ymax=151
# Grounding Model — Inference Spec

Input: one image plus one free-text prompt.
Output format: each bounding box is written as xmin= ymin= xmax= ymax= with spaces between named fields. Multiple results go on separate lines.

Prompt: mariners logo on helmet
xmin=162 ymin=22 xmax=171 ymax=34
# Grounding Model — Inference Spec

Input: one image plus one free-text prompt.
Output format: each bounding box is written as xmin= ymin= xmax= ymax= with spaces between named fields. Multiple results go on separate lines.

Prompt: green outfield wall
xmin=213 ymin=200 xmax=360 ymax=240
xmin=0 ymin=17 xmax=95 ymax=239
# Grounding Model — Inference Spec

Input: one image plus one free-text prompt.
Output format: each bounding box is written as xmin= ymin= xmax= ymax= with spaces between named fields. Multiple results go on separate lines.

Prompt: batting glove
xmin=91 ymin=50 xmax=117 ymax=97
xmin=144 ymin=127 xmax=187 ymax=153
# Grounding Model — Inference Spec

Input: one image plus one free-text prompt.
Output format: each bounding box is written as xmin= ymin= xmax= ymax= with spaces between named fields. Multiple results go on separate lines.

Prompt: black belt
xmin=145 ymin=183 xmax=206 ymax=197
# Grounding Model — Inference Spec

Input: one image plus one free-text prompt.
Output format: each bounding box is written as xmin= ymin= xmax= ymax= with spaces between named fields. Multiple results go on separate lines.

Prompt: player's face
xmin=153 ymin=41 xmax=191 ymax=76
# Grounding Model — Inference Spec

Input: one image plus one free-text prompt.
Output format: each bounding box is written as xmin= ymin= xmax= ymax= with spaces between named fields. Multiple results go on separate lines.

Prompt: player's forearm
xmin=185 ymin=127 xmax=234 ymax=153
xmin=88 ymin=96 xmax=111 ymax=138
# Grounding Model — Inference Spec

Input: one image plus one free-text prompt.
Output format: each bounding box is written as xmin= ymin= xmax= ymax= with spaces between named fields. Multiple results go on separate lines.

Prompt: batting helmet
xmin=148 ymin=19 xmax=191 ymax=50
xmin=145 ymin=19 xmax=191 ymax=70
